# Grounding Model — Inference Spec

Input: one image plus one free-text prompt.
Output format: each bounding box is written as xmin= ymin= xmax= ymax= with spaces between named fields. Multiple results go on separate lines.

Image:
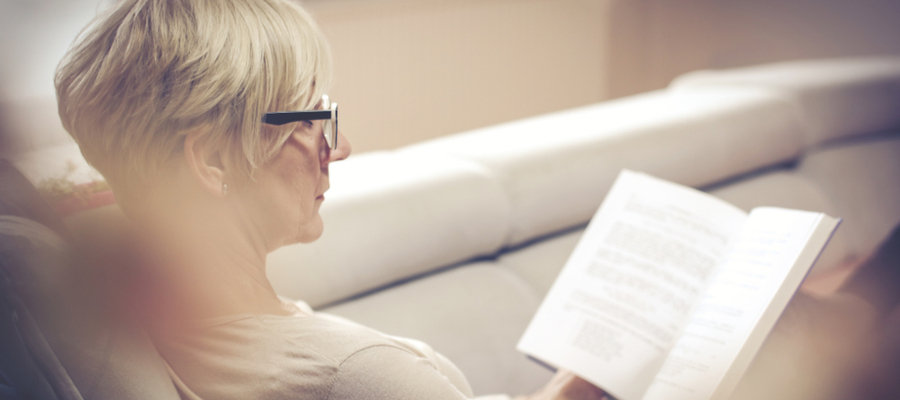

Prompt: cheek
xmin=271 ymin=171 xmax=314 ymax=219
xmin=250 ymin=133 xmax=326 ymax=246
xmin=270 ymin=160 xmax=324 ymax=240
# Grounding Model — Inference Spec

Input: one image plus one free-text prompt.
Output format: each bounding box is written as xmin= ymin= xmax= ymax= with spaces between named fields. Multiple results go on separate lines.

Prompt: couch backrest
xmin=266 ymin=151 xmax=511 ymax=306
xmin=267 ymin=57 xmax=900 ymax=307
xmin=401 ymin=86 xmax=806 ymax=245
xmin=670 ymin=57 xmax=900 ymax=145
xmin=5 ymin=58 xmax=900 ymax=308
xmin=0 ymin=97 xmax=100 ymax=186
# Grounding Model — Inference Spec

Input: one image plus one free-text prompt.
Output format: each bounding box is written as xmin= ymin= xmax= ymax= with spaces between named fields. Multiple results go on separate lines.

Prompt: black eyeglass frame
xmin=262 ymin=97 xmax=338 ymax=150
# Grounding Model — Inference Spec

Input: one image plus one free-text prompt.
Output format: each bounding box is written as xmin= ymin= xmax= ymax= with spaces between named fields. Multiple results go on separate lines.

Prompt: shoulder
xmin=328 ymin=345 xmax=472 ymax=400
xmin=158 ymin=313 xmax=412 ymax=400
xmin=244 ymin=313 xmax=408 ymax=365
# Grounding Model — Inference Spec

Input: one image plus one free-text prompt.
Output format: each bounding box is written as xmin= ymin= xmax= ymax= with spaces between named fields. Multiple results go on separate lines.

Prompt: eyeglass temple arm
xmin=262 ymin=110 xmax=333 ymax=126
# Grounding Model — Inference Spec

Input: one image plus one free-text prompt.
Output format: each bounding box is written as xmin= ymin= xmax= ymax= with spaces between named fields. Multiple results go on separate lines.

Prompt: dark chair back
xmin=0 ymin=159 xmax=81 ymax=400
xmin=0 ymin=160 xmax=180 ymax=400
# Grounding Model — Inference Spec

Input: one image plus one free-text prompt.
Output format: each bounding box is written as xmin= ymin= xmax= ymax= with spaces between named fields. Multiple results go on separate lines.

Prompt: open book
xmin=517 ymin=170 xmax=839 ymax=400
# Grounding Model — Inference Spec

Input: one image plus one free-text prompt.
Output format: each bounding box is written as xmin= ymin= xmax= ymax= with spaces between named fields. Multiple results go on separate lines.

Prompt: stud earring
xmin=222 ymin=182 xmax=229 ymax=196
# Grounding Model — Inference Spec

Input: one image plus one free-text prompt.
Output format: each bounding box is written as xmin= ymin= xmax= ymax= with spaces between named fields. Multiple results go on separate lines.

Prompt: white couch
xmin=267 ymin=57 xmax=900 ymax=396
xmin=3 ymin=57 xmax=900 ymax=398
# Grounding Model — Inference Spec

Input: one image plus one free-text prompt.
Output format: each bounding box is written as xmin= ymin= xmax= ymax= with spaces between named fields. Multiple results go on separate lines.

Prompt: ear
xmin=182 ymin=132 xmax=226 ymax=197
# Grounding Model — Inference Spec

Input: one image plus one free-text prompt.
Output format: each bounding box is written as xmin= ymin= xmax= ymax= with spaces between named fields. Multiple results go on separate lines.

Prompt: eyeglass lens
xmin=321 ymin=97 xmax=337 ymax=150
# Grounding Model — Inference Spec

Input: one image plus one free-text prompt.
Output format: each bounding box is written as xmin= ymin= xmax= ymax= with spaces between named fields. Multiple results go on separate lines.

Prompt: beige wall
xmin=0 ymin=0 xmax=611 ymax=155
xmin=608 ymin=0 xmax=900 ymax=98
xmin=301 ymin=0 xmax=900 ymax=152
xmin=305 ymin=0 xmax=612 ymax=153
xmin=2 ymin=0 xmax=899 ymax=153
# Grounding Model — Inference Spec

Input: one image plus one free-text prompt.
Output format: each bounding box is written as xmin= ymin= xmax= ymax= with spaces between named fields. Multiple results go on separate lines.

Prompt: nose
xmin=327 ymin=129 xmax=351 ymax=163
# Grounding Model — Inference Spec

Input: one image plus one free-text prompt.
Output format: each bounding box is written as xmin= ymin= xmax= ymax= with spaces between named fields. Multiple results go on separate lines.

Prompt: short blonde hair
xmin=56 ymin=0 xmax=332 ymax=202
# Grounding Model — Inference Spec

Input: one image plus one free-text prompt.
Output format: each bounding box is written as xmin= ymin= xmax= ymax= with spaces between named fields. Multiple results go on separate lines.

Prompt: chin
xmin=293 ymin=216 xmax=325 ymax=244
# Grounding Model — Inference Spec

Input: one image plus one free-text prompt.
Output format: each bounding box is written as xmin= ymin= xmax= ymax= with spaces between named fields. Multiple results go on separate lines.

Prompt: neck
xmin=132 ymin=191 xmax=288 ymax=324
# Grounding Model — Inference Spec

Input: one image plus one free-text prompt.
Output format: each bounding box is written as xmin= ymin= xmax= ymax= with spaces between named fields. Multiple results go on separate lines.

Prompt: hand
xmin=514 ymin=370 xmax=608 ymax=400
xmin=729 ymin=291 xmax=878 ymax=400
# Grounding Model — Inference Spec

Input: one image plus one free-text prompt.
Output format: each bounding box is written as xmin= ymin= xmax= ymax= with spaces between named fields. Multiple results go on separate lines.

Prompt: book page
xmin=643 ymin=208 xmax=838 ymax=400
xmin=517 ymin=170 xmax=747 ymax=400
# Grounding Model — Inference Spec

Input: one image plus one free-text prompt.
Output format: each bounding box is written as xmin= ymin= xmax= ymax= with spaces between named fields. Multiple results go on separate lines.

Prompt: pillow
xmin=0 ymin=160 xmax=69 ymax=239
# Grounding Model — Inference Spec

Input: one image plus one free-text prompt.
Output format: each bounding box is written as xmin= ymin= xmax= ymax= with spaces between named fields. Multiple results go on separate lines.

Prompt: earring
xmin=222 ymin=182 xmax=229 ymax=196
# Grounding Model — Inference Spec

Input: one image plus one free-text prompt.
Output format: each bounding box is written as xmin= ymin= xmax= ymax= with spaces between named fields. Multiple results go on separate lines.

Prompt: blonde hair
xmin=56 ymin=0 xmax=332 ymax=202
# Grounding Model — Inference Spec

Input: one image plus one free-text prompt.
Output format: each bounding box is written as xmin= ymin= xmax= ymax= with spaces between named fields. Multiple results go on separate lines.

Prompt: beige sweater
xmin=156 ymin=300 xmax=511 ymax=400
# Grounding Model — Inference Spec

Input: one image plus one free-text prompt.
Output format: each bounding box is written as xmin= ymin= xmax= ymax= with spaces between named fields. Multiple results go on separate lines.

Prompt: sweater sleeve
xmin=327 ymin=345 xmax=511 ymax=400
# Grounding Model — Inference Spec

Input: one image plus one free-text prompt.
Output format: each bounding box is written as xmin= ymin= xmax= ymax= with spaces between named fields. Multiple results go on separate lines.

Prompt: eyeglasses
xmin=262 ymin=94 xmax=338 ymax=150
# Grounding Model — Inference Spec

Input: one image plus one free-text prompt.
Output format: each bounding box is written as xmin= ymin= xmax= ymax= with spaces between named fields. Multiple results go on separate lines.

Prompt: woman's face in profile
xmin=240 ymin=120 xmax=350 ymax=249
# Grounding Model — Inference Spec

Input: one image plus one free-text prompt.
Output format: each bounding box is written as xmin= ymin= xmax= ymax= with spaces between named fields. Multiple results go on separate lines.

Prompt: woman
xmin=55 ymin=0 xmax=606 ymax=399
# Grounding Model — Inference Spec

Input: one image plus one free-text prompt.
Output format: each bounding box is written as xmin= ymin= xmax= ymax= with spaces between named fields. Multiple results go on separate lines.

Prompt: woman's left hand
xmin=514 ymin=370 xmax=608 ymax=400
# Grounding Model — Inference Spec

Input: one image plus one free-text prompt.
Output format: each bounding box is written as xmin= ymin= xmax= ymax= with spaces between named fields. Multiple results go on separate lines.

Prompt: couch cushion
xmin=0 ymin=97 xmax=100 ymax=186
xmin=708 ymin=171 xmax=855 ymax=275
xmin=798 ymin=132 xmax=900 ymax=258
xmin=404 ymin=87 xmax=804 ymax=247
xmin=0 ymin=160 xmax=70 ymax=240
xmin=321 ymin=262 xmax=551 ymax=397
xmin=671 ymin=57 xmax=900 ymax=146
xmin=4 ymin=143 xmax=99 ymax=187
xmin=498 ymin=228 xmax=584 ymax=299
xmin=267 ymin=151 xmax=511 ymax=307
